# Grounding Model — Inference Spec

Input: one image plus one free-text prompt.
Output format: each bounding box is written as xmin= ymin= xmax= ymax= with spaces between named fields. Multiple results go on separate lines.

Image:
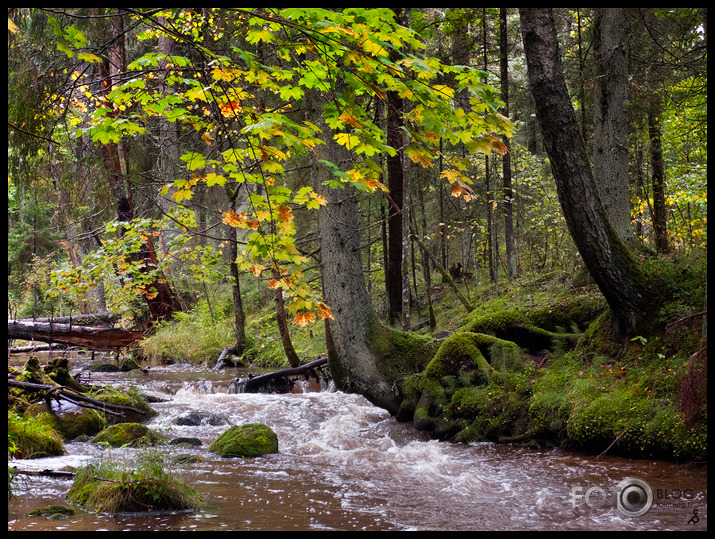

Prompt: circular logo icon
xmin=615 ymin=477 xmax=653 ymax=518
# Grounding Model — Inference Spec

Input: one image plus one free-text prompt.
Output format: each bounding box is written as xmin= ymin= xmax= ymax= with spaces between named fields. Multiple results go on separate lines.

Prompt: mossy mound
xmin=23 ymin=402 xmax=106 ymax=440
xmin=397 ymin=332 xmax=525 ymax=439
xmin=208 ymin=423 xmax=278 ymax=458
xmin=66 ymin=453 xmax=205 ymax=513
xmin=8 ymin=411 xmax=65 ymax=459
xmin=461 ymin=293 xmax=604 ymax=354
xmin=28 ymin=505 xmax=76 ymax=520
xmin=91 ymin=422 xmax=167 ymax=448
xmin=90 ymin=386 xmax=157 ymax=424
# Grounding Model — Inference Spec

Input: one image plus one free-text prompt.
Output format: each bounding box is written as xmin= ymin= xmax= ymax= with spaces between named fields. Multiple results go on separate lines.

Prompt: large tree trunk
xmin=520 ymin=8 xmax=647 ymax=336
xmin=592 ymin=8 xmax=634 ymax=244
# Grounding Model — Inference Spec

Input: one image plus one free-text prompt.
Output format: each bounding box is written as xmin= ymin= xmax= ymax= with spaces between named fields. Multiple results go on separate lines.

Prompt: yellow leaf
xmin=405 ymin=146 xmax=434 ymax=168
xmin=145 ymin=288 xmax=159 ymax=300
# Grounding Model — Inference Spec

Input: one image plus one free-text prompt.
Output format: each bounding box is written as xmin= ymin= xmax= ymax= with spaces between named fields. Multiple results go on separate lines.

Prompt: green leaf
xmin=180 ymin=152 xmax=206 ymax=171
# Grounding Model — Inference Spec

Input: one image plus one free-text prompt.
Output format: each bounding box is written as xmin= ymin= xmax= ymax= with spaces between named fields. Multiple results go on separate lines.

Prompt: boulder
xmin=208 ymin=423 xmax=278 ymax=458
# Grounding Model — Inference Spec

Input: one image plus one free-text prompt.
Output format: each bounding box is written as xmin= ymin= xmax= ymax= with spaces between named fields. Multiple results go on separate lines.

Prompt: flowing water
xmin=8 ymin=358 xmax=707 ymax=531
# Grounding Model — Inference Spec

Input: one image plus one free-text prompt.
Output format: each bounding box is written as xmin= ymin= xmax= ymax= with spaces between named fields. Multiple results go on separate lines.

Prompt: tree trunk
xmin=500 ymin=7 xmax=518 ymax=279
xmin=272 ymin=267 xmax=301 ymax=368
xmin=99 ymin=10 xmax=181 ymax=323
xmin=386 ymin=78 xmax=404 ymax=326
xmin=593 ymin=8 xmax=634 ymax=244
xmin=225 ymin=190 xmax=247 ymax=355
xmin=520 ymin=8 xmax=647 ymax=336
xmin=648 ymin=92 xmax=669 ymax=253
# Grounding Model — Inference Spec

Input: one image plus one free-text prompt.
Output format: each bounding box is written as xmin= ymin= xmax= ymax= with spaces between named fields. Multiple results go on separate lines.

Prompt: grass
xmin=66 ymin=450 xmax=205 ymax=513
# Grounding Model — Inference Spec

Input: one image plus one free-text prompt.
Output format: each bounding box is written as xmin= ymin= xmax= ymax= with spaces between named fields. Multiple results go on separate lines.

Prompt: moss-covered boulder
xmin=208 ymin=423 xmax=278 ymax=458
xmin=23 ymin=402 xmax=106 ymax=441
xmin=91 ymin=422 xmax=167 ymax=448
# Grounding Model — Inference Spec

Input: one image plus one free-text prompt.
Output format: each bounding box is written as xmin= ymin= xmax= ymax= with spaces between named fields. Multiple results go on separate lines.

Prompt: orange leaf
xmin=268 ymin=279 xmax=280 ymax=289
xmin=276 ymin=205 xmax=293 ymax=223
xmin=292 ymin=312 xmax=316 ymax=326
xmin=317 ymin=302 xmax=334 ymax=320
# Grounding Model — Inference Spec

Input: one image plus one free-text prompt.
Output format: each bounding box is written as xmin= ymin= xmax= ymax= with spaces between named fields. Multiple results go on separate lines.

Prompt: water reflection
xmin=8 ymin=363 xmax=707 ymax=531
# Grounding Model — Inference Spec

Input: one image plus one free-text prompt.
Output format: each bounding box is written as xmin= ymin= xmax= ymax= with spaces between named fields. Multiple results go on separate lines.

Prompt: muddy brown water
xmin=8 ymin=355 xmax=707 ymax=531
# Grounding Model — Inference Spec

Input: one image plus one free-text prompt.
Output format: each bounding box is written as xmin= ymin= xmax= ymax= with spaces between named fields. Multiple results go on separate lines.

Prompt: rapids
xmin=8 ymin=361 xmax=708 ymax=531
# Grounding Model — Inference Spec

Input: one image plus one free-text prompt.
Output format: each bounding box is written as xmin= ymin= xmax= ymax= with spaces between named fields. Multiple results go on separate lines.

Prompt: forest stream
xmin=8 ymin=354 xmax=707 ymax=532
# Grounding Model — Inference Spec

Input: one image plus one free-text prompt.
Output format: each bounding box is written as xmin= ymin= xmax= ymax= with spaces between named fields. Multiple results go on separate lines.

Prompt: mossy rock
xmin=16 ymin=356 xmax=56 ymax=385
xmin=23 ymin=402 xmax=106 ymax=440
xmin=91 ymin=422 xmax=167 ymax=448
xmin=90 ymin=387 xmax=157 ymax=424
xmin=28 ymin=505 xmax=75 ymax=520
xmin=44 ymin=357 xmax=84 ymax=391
xmin=208 ymin=423 xmax=278 ymax=458
xmin=422 ymin=333 xmax=493 ymax=383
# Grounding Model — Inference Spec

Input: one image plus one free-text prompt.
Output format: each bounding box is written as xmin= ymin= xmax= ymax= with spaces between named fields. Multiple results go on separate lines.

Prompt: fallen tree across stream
xmin=8 ymin=319 xmax=144 ymax=351
xmin=231 ymin=356 xmax=329 ymax=393
xmin=7 ymin=378 xmax=148 ymax=419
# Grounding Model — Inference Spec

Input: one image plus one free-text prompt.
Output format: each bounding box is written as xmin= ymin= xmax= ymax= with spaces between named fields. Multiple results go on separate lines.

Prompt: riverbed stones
xmin=173 ymin=411 xmax=226 ymax=426
xmin=208 ymin=423 xmax=278 ymax=458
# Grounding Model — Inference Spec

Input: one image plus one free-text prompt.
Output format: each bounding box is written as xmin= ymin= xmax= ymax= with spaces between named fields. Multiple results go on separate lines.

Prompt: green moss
xmin=23 ymin=403 xmax=106 ymax=441
xmin=8 ymin=411 xmax=65 ymax=459
xmin=91 ymin=423 xmax=167 ymax=448
xmin=208 ymin=423 xmax=278 ymax=458
xmin=90 ymin=387 xmax=157 ymax=424
xmin=28 ymin=505 xmax=75 ymax=519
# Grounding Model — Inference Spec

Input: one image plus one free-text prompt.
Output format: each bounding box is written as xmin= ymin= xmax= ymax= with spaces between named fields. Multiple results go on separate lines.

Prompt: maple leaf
xmin=317 ymin=302 xmax=334 ymax=320
xmin=249 ymin=265 xmax=264 ymax=277
xmin=292 ymin=311 xmax=316 ymax=326
xmin=276 ymin=205 xmax=293 ymax=222
xmin=222 ymin=210 xmax=243 ymax=227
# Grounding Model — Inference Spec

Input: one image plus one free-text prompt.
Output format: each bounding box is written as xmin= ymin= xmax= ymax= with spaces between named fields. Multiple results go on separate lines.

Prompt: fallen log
xmin=19 ymin=312 xmax=123 ymax=328
xmin=232 ymin=356 xmax=329 ymax=393
xmin=8 ymin=379 xmax=148 ymax=418
xmin=8 ymin=319 xmax=144 ymax=351
xmin=9 ymin=467 xmax=76 ymax=479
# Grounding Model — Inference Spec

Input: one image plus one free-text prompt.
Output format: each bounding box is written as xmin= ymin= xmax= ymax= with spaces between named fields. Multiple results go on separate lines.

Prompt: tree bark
xmin=272 ymin=267 xmax=301 ymax=368
xmin=501 ymin=7 xmax=518 ymax=279
xmin=592 ymin=8 xmax=634 ymax=244
xmin=520 ymin=8 xmax=647 ymax=336
xmin=225 ymin=190 xmax=248 ymax=355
